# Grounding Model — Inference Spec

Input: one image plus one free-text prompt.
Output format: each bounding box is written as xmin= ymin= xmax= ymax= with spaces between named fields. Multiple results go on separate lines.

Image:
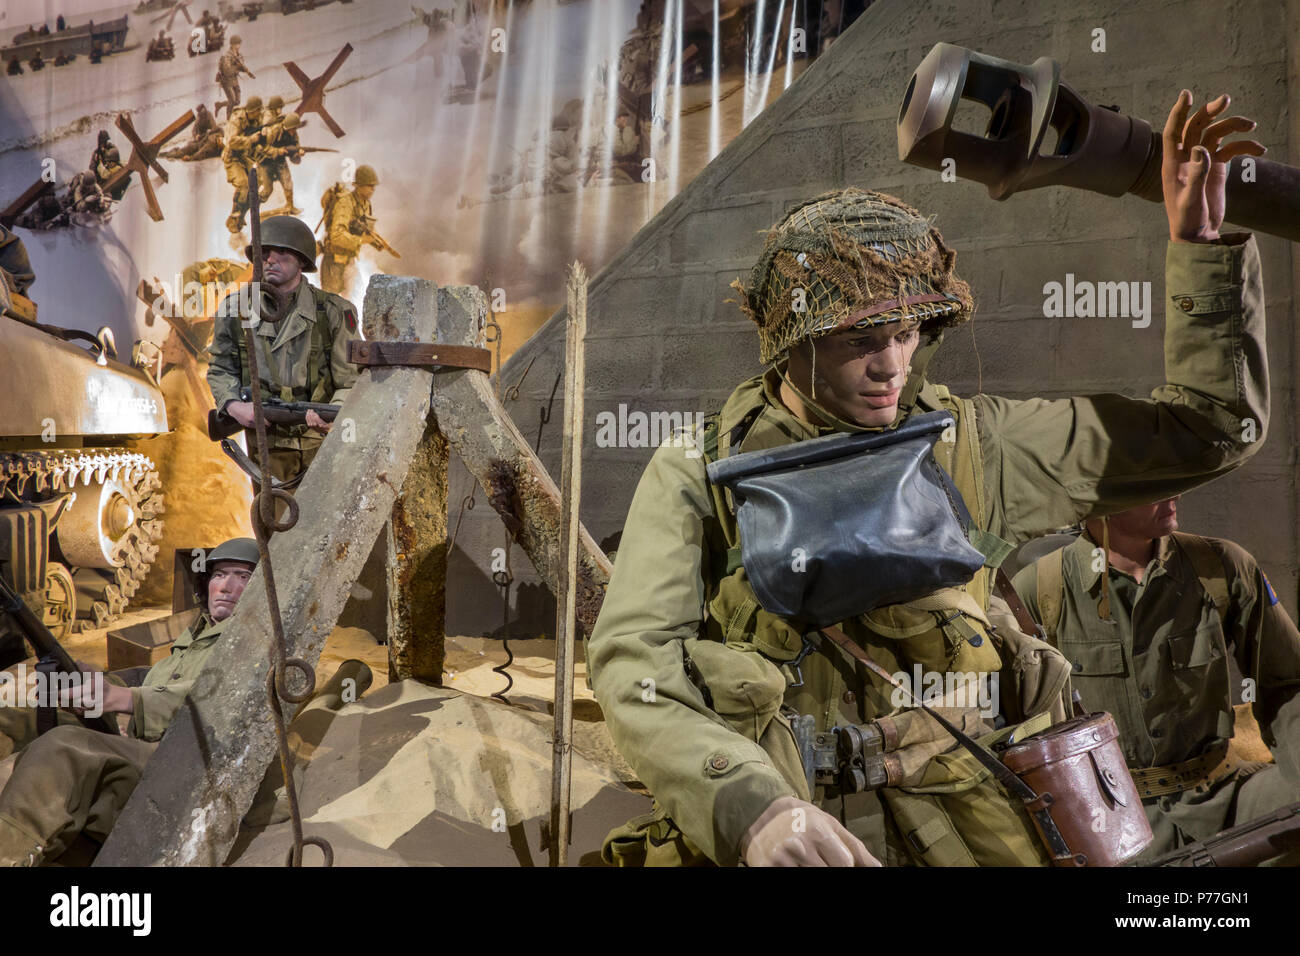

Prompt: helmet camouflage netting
xmin=732 ymin=188 xmax=975 ymax=364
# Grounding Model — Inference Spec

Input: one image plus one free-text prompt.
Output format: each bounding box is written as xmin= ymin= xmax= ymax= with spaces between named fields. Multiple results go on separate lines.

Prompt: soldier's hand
xmin=226 ymin=400 xmax=256 ymax=427
xmin=305 ymin=409 xmax=332 ymax=432
xmin=1162 ymin=90 xmax=1264 ymax=243
xmin=94 ymin=683 xmax=134 ymax=716
xmin=741 ymin=796 xmax=881 ymax=867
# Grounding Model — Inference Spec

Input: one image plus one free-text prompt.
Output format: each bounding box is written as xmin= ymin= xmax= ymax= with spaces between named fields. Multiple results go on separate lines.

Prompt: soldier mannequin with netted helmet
xmin=590 ymin=90 xmax=1271 ymax=867
xmin=206 ymin=215 xmax=360 ymax=491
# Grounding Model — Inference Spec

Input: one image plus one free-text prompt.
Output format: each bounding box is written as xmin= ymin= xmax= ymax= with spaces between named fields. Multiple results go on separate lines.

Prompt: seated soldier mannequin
xmin=1012 ymin=497 xmax=1300 ymax=863
xmin=0 ymin=537 xmax=259 ymax=866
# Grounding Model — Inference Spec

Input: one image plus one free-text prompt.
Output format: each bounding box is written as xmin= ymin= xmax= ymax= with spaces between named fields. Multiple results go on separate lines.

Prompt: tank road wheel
xmin=54 ymin=452 xmax=165 ymax=631
xmin=42 ymin=562 xmax=77 ymax=640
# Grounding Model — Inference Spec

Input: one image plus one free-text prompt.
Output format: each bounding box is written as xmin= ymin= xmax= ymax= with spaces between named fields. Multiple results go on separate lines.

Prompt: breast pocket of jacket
xmin=1156 ymin=612 xmax=1232 ymax=738
xmin=1058 ymin=639 xmax=1127 ymax=716
xmin=1059 ymin=639 xmax=1126 ymax=677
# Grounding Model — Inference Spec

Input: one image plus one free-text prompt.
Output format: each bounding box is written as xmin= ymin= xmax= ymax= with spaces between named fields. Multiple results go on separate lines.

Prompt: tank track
xmin=0 ymin=449 xmax=165 ymax=631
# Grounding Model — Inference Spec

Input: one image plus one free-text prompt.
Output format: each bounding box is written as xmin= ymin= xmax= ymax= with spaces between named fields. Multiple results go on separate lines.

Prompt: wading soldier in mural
xmin=263 ymin=93 xmax=285 ymax=124
xmin=215 ymin=34 xmax=255 ymax=119
xmin=222 ymin=95 xmax=264 ymax=233
xmin=1013 ymin=497 xmax=1300 ymax=863
xmin=256 ymin=112 xmax=304 ymax=214
xmin=207 ymin=215 xmax=360 ymax=489
xmin=0 ymin=538 xmax=259 ymax=866
xmin=90 ymin=130 xmax=127 ymax=200
xmin=590 ymin=90 xmax=1271 ymax=866
xmin=318 ymin=165 xmax=390 ymax=296
xmin=67 ymin=169 xmax=114 ymax=225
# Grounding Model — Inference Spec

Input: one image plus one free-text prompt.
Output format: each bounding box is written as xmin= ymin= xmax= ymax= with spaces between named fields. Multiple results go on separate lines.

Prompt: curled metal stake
xmin=490 ymin=538 xmax=514 ymax=703
xmin=243 ymin=165 xmax=331 ymax=868
xmin=503 ymin=353 xmax=537 ymax=404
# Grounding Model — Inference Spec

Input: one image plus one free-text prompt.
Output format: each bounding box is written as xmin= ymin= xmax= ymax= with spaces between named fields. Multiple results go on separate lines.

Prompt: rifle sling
xmin=219 ymin=438 xmax=303 ymax=490
xmin=818 ymin=623 xmax=1075 ymax=862
xmin=35 ymin=655 xmax=59 ymax=736
xmin=993 ymin=567 xmax=1045 ymax=639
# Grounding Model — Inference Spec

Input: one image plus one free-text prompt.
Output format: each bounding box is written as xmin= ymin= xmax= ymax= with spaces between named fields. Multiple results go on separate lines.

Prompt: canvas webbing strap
xmin=818 ymin=623 xmax=1076 ymax=862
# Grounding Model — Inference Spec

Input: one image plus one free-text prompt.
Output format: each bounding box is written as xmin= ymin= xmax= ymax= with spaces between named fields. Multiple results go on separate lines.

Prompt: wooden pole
xmin=550 ymin=261 xmax=587 ymax=867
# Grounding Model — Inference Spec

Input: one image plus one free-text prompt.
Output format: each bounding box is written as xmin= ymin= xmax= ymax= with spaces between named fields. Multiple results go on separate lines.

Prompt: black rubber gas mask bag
xmin=706 ymin=411 xmax=985 ymax=628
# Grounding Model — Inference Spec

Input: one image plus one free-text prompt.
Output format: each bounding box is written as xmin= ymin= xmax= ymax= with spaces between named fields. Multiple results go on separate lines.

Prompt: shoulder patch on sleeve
xmin=344 ymin=308 xmax=357 ymax=333
xmin=1261 ymin=571 xmax=1279 ymax=606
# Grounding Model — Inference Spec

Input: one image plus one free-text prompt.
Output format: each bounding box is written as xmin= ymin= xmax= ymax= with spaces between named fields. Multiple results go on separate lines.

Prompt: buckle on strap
xmin=785 ymin=633 xmax=821 ymax=689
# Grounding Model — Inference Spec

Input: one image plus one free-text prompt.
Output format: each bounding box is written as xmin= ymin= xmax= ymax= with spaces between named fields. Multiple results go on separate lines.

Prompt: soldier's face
xmin=785 ymin=320 xmax=922 ymax=428
xmin=261 ymin=246 xmax=303 ymax=291
xmin=1108 ymin=497 xmax=1181 ymax=541
xmin=207 ymin=561 xmax=254 ymax=622
xmin=357 ymin=184 xmax=376 ymax=200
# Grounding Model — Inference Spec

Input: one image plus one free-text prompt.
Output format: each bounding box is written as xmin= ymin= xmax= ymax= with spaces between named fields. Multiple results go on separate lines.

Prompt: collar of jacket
xmin=257 ymin=279 xmax=317 ymax=347
xmin=1074 ymin=530 xmax=1175 ymax=589
xmin=722 ymin=366 xmax=951 ymax=456
xmin=172 ymin=612 xmax=228 ymax=650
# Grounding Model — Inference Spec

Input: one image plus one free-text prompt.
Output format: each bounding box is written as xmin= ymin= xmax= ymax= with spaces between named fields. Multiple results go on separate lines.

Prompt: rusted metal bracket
xmin=347 ymin=340 xmax=492 ymax=373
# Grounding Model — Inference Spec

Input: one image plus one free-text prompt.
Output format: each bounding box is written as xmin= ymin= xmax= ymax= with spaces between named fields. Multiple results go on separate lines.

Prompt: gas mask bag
xmin=706 ymin=411 xmax=986 ymax=628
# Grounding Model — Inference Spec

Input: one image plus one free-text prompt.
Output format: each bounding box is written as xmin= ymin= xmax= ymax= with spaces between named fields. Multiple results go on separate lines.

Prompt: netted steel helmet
xmin=244 ymin=94 xmax=263 ymax=113
xmin=353 ymin=164 xmax=379 ymax=186
xmin=279 ymin=112 xmax=303 ymax=131
xmin=247 ymin=215 xmax=317 ymax=271
xmin=231 ymin=34 xmax=242 ymax=45
xmin=732 ymin=188 xmax=974 ymax=364
xmin=266 ymin=94 xmax=284 ymax=110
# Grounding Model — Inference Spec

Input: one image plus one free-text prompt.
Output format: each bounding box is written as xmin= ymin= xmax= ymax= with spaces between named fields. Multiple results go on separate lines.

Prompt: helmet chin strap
xmin=894 ymin=331 xmax=944 ymax=420
xmin=776 ymin=330 xmax=945 ymax=432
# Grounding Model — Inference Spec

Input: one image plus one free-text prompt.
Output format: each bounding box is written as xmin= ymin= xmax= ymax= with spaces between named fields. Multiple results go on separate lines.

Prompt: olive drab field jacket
xmin=127 ymin=615 xmax=228 ymax=741
xmin=1013 ymin=532 xmax=1300 ymax=838
xmin=589 ymin=235 xmax=1270 ymax=866
xmin=207 ymin=278 xmax=360 ymax=449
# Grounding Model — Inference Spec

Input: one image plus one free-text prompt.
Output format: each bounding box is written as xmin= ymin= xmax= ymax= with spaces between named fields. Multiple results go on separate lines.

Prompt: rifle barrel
xmin=1149 ymin=801 xmax=1300 ymax=867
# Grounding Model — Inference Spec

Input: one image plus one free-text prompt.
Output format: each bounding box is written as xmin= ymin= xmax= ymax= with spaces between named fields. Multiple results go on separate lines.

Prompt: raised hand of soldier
xmin=1162 ymin=90 xmax=1265 ymax=243
xmin=741 ymin=796 xmax=881 ymax=867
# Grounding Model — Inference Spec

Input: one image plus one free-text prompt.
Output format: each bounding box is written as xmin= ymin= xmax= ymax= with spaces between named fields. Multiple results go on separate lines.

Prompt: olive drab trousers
xmin=0 ymin=725 xmax=155 ymax=865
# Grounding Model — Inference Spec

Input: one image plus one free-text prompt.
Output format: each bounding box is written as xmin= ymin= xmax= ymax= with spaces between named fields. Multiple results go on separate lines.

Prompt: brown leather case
xmin=1001 ymin=713 xmax=1153 ymax=867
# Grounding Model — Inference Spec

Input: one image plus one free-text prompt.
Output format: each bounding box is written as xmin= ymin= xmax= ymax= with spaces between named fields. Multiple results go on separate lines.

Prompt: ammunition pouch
xmin=880 ymin=717 xmax=1055 ymax=866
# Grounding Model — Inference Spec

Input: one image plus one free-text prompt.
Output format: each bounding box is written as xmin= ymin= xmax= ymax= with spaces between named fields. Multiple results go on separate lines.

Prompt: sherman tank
xmin=0 ymin=230 xmax=167 ymax=666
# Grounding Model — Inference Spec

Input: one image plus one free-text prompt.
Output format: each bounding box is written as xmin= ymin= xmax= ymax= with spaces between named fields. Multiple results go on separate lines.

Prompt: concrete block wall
xmin=447 ymin=0 xmax=1300 ymax=636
